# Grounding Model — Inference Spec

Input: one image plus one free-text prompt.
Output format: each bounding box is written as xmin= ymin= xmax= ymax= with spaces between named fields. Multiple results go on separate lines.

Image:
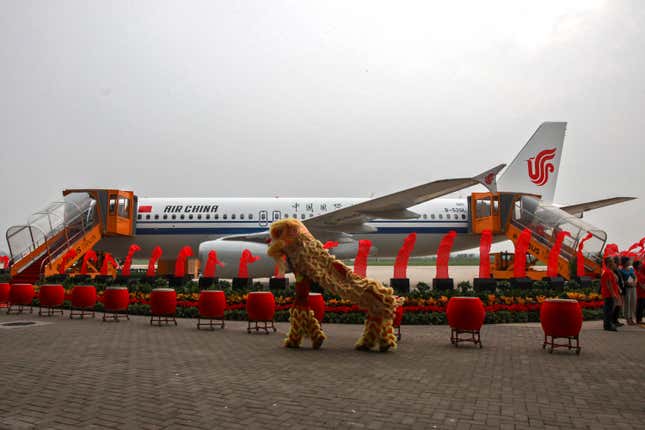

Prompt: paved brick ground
xmin=0 ymin=309 xmax=643 ymax=430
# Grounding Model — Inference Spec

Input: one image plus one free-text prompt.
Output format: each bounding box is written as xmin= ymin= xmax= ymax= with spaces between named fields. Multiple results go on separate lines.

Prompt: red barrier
xmin=478 ymin=230 xmax=493 ymax=278
xmin=174 ymin=246 xmax=193 ymax=278
xmin=121 ymin=244 xmax=141 ymax=276
xmin=203 ymin=250 xmax=224 ymax=278
xmin=393 ymin=233 xmax=416 ymax=279
xmin=513 ymin=229 xmax=532 ymax=278
xmin=576 ymin=233 xmax=593 ymax=277
xmin=0 ymin=255 xmax=9 ymax=269
xmin=547 ymin=231 xmax=570 ymax=277
xmin=238 ymin=249 xmax=260 ymax=278
xmin=146 ymin=246 xmax=163 ymax=277
xmin=353 ymin=240 xmax=371 ymax=277
xmin=436 ymin=231 xmax=457 ymax=279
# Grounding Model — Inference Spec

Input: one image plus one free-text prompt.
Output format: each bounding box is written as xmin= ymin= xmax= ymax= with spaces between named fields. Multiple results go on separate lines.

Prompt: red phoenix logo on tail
xmin=527 ymin=148 xmax=556 ymax=186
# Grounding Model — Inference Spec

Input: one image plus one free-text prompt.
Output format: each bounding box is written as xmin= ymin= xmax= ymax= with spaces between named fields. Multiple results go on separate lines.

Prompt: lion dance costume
xmin=268 ymin=219 xmax=401 ymax=352
xmin=283 ymin=274 xmax=327 ymax=349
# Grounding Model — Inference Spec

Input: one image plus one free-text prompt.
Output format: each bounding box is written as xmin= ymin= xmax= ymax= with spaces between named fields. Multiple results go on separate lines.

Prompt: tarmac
xmin=0 ymin=308 xmax=643 ymax=430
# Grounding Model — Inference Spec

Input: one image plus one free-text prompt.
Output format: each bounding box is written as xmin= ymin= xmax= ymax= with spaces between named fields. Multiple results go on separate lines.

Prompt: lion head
xmin=266 ymin=218 xmax=314 ymax=262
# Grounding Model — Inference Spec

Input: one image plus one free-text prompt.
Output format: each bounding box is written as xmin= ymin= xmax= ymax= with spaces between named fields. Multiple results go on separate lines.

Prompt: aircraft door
xmin=259 ymin=210 xmax=268 ymax=227
xmin=106 ymin=190 xmax=135 ymax=236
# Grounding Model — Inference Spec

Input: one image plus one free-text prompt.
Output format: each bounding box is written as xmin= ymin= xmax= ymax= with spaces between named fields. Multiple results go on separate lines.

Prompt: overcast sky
xmin=1 ymin=0 xmax=644 ymax=254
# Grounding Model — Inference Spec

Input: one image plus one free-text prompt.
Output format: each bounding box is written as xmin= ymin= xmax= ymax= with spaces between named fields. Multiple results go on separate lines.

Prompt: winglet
xmin=473 ymin=164 xmax=506 ymax=193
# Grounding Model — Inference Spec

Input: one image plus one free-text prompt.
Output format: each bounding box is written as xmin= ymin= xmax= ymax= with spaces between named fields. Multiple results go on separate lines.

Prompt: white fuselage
xmin=97 ymin=197 xmax=490 ymax=278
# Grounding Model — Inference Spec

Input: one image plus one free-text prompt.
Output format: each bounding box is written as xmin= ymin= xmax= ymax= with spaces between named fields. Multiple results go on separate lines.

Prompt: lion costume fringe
xmin=268 ymin=218 xmax=402 ymax=352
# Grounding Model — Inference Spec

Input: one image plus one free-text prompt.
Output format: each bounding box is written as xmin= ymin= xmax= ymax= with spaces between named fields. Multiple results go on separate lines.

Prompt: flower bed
xmin=29 ymin=279 xmax=604 ymax=325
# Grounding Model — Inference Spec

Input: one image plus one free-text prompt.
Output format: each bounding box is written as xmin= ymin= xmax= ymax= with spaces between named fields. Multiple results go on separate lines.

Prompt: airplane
xmin=5 ymin=122 xmax=635 ymax=282
xmin=85 ymin=122 xmax=633 ymax=279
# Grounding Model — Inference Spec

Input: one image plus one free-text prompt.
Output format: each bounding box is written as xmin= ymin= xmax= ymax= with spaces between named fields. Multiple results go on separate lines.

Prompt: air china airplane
xmin=95 ymin=122 xmax=632 ymax=278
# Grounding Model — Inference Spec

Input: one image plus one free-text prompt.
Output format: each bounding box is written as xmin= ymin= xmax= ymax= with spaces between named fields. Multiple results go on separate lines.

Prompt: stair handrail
xmin=39 ymin=206 xmax=98 ymax=276
xmin=7 ymin=201 xmax=97 ymax=272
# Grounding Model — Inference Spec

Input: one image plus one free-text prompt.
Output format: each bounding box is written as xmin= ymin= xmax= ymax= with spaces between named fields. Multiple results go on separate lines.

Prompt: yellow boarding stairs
xmin=7 ymin=189 xmax=136 ymax=283
xmin=469 ymin=192 xmax=605 ymax=280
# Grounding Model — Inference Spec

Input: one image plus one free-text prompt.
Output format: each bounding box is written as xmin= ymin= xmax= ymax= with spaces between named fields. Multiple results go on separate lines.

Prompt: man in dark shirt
xmin=612 ymin=256 xmax=625 ymax=327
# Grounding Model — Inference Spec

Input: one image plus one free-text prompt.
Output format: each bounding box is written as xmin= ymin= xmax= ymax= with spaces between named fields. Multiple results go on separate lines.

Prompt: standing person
xmin=635 ymin=260 xmax=645 ymax=327
xmin=620 ymin=256 xmax=637 ymax=325
xmin=612 ymin=256 xmax=625 ymax=327
xmin=602 ymin=257 xmax=622 ymax=331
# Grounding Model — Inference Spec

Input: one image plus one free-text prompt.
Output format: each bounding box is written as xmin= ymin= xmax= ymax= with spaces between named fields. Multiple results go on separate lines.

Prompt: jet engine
xmin=197 ymin=240 xmax=276 ymax=279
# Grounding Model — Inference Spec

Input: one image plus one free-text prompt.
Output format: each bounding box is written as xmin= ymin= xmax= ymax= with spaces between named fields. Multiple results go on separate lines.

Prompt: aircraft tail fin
xmin=497 ymin=122 xmax=566 ymax=202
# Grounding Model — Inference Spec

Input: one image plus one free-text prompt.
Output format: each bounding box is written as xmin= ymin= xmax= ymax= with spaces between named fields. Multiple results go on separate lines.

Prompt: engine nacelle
xmin=198 ymin=240 xmax=276 ymax=279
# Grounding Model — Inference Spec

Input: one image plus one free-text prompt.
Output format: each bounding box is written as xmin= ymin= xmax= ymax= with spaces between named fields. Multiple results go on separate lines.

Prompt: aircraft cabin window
xmin=283 ymin=214 xmax=288 ymax=219
xmin=180 ymin=214 xmax=185 ymax=220
xmin=453 ymin=214 xmax=458 ymax=220
xmin=423 ymin=214 xmax=427 ymax=219
xmin=118 ymin=198 xmax=130 ymax=218
xmin=154 ymin=215 xmax=159 ymax=220
xmin=137 ymin=214 xmax=142 ymax=220
xmin=461 ymin=214 xmax=466 ymax=220
xmin=197 ymin=214 xmax=201 ymax=220
xmin=439 ymin=214 xmax=443 ymax=219
xmin=223 ymin=214 xmax=228 ymax=220
xmin=214 ymin=214 xmax=219 ymax=220
xmin=206 ymin=214 xmax=210 ymax=220
xmin=108 ymin=195 xmax=117 ymax=215
xmin=171 ymin=214 xmax=177 ymax=220
xmin=163 ymin=214 xmax=168 ymax=220
xmin=293 ymin=214 xmax=297 ymax=218
xmin=431 ymin=214 xmax=435 ymax=220
xmin=300 ymin=213 xmax=306 ymax=220
xmin=248 ymin=214 xmax=253 ymax=220
xmin=188 ymin=214 xmax=193 ymax=220
xmin=146 ymin=214 xmax=151 ymax=220
xmin=231 ymin=214 xmax=236 ymax=220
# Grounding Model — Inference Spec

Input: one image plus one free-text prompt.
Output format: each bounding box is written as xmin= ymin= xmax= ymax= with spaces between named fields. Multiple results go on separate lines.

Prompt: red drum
xmin=0 ymin=283 xmax=10 ymax=305
xmin=446 ymin=297 xmax=486 ymax=331
xmin=393 ymin=304 xmax=404 ymax=328
xmin=104 ymin=287 xmax=130 ymax=312
xmin=39 ymin=284 xmax=65 ymax=307
xmin=198 ymin=290 xmax=226 ymax=318
xmin=150 ymin=288 xmax=177 ymax=316
xmin=246 ymin=292 xmax=275 ymax=321
xmin=307 ymin=293 xmax=325 ymax=323
xmin=10 ymin=283 xmax=35 ymax=305
xmin=72 ymin=286 xmax=97 ymax=309
xmin=540 ymin=299 xmax=582 ymax=338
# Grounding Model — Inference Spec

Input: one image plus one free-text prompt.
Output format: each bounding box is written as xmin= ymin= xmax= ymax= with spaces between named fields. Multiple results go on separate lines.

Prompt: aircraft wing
xmin=560 ymin=197 xmax=636 ymax=217
xmin=219 ymin=163 xmax=505 ymax=242
xmin=304 ymin=164 xmax=505 ymax=232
